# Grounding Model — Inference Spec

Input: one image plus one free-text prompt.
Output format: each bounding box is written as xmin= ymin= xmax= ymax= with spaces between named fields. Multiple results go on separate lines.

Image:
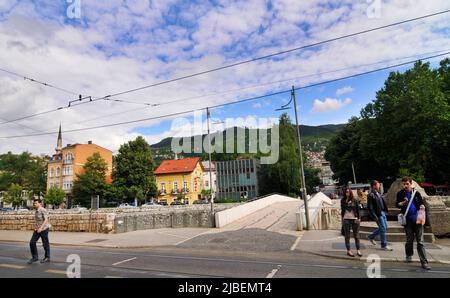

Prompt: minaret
xmin=56 ymin=124 xmax=62 ymax=153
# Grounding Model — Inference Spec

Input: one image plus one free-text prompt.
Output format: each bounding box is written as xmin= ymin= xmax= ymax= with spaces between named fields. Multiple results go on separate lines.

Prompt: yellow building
xmin=47 ymin=126 xmax=113 ymax=205
xmin=155 ymin=157 xmax=204 ymax=205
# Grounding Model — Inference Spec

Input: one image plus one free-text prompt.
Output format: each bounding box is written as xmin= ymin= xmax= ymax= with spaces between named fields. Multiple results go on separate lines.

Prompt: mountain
xmin=151 ymin=124 xmax=345 ymax=149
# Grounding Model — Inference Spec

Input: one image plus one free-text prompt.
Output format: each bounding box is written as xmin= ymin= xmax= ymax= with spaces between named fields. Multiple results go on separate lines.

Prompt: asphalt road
xmin=1 ymin=241 xmax=450 ymax=278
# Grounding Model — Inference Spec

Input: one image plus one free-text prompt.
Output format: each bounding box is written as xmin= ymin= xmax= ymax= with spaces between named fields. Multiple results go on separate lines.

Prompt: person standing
xmin=396 ymin=177 xmax=430 ymax=270
xmin=27 ymin=198 xmax=51 ymax=264
xmin=341 ymin=187 xmax=362 ymax=257
xmin=367 ymin=180 xmax=393 ymax=251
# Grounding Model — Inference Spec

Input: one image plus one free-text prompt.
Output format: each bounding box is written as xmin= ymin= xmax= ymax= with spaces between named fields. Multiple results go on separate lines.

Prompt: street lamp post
xmin=206 ymin=108 xmax=215 ymax=224
xmin=276 ymin=86 xmax=310 ymax=230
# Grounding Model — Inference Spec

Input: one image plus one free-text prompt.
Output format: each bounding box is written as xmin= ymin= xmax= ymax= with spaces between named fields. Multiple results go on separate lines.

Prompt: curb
xmin=297 ymin=249 xmax=444 ymax=264
xmin=0 ymin=239 xmax=163 ymax=250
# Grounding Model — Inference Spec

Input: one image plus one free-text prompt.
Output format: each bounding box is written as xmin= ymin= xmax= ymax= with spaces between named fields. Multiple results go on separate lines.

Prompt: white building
xmin=202 ymin=161 xmax=217 ymax=194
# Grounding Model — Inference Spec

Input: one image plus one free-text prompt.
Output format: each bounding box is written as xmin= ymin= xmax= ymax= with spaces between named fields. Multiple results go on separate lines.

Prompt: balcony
xmin=171 ymin=189 xmax=180 ymax=195
xmin=159 ymin=190 xmax=166 ymax=196
xmin=181 ymin=188 xmax=189 ymax=194
xmin=63 ymin=159 xmax=73 ymax=165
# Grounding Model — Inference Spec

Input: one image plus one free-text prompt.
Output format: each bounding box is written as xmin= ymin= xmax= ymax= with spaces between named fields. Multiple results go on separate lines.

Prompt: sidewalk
xmin=296 ymin=230 xmax=450 ymax=265
xmin=0 ymin=228 xmax=213 ymax=248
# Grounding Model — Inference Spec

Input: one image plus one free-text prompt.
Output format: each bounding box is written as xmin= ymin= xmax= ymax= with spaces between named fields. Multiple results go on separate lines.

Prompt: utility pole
xmin=352 ymin=162 xmax=357 ymax=184
xmin=206 ymin=108 xmax=215 ymax=224
xmin=292 ymin=86 xmax=310 ymax=230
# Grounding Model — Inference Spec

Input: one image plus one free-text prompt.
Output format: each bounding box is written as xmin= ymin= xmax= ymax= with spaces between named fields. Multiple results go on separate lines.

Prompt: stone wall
xmin=0 ymin=204 xmax=239 ymax=233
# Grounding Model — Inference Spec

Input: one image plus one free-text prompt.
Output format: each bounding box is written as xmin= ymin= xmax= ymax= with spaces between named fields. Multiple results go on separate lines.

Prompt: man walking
xmin=396 ymin=177 xmax=430 ymax=270
xmin=27 ymin=198 xmax=51 ymax=264
xmin=367 ymin=180 xmax=393 ymax=251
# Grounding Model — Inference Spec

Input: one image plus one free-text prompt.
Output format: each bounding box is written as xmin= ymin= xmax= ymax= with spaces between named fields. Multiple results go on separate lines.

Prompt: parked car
xmin=71 ymin=205 xmax=88 ymax=211
xmin=118 ymin=203 xmax=133 ymax=208
xmin=141 ymin=202 xmax=159 ymax=208
xmin=193 ymin=199 xmax=208 ymax=204
xmin=170 ymin=200 xmax=184 ymax=206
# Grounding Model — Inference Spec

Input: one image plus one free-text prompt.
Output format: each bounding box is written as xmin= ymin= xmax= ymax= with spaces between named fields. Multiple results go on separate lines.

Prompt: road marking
xmin=266 ymin=265 xmax=281 ymax=278
xmin=0 ymin=264 xmax=25 ymax=269
xmin=175 ymin=230 xmax=214 ymax=246
xmin=105 ymin=275 xmax=123 ymax=278
xmin=300 ymin=236 xmax=343 ymax=242
xmin=46 ymin=269 xmax=67 ymax=275
xmin=290 ymin=232 xmax=305 ymax=251
xmin=112 ymin=257 xmax=137 ymax=266
xmin=155 ymin=231 xmax=189 ymax=239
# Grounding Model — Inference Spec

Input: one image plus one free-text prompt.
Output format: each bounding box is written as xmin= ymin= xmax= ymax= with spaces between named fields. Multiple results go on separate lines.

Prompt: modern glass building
xmin=216 ymin=159 xmax=260 ymax=201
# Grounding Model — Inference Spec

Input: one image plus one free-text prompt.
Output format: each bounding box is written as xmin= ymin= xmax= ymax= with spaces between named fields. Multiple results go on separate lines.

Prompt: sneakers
xmin=27 ymin=258 xmax=39 ymax=264
xmin=382 ymin=246 xmax=393 ymax=251
xmin=368 ymin=237 xmax=377 ymax=245
xmin=40 ymin=257 xmax=50 ymax=263
xmin=421 ymin=262 xmax=431 ymax=270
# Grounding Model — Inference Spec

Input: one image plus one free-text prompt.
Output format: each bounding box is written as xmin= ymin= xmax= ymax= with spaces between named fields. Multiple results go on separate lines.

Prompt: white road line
xmin=112 ymin=257 xmax=137 ymax=266
xmin=46 ymin=269 xmax=67 ymax=275
xmin=105 ymin=275 xmax=123 ymax=278
xmin=0 ymin=264 xmax=25 ymax=269
xmin=266 ymin=265 xmax=281 ymax=278
xmin=175 ymin=230 xmax=214 ymax=246
xmin=155 ymin=231 xmax=190 ymax=239
xmin=290 ymin=233 xmax=304 ymax=251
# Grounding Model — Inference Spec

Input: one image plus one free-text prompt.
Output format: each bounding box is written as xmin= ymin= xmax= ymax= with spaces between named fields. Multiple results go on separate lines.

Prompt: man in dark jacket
xmin=367 ymin=180 xmax=392 ymax=251
xmin=396 ymin=177 xmax=430 ymax=270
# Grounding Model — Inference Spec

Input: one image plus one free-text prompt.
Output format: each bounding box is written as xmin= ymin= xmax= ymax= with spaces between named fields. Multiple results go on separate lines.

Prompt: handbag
xmin=398 ymin=190 xmax=416 ymax=226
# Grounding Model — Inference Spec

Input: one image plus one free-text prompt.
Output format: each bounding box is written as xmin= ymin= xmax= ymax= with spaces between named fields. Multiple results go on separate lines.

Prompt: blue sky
xmin=0 ymin=0 xmax=449 ymax=153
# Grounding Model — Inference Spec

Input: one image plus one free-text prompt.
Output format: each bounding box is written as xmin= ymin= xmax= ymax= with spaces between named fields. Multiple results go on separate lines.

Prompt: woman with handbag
xmin=341 ymin=188 xmax=362 ymax=257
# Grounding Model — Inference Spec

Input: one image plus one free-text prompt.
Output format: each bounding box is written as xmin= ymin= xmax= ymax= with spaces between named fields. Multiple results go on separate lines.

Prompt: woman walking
xmin=341 ymin=188 xmax=362 ymax=257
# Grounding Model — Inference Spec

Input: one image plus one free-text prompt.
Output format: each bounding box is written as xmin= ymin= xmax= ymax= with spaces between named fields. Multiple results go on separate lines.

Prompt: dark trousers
xmin=405 ymin=220 xmax=427 ymax=264
xmin=30 ymin=229 xmax=50 ymax=259
xmin=343 ymin=219 xmax=360 ymax=250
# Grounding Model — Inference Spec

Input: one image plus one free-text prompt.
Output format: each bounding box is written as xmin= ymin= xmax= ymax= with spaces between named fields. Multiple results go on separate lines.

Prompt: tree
xmin=44 ymin=186 xmax=65 ymax=208
xmin=113 ymin=136 xmax=157 ymax=204
xmin=72 ymin=152 xmax=109 ymax=207
xmin=326 ymin=59 xmax=450 ymax=185
xmin=260 ymin=114 xmax=320 ymax=196
xmin=4 ymin=183 xmax=25 ymax=208
xmin=0 ymin=152 xmax=48 ymax=194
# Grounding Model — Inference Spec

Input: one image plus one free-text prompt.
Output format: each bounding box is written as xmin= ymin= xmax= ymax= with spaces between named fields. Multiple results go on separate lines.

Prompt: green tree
xmin=260 ymin=114 xmax=320 ymax=196
xmin=326 ymin=59 xmax=450 ymax=185
xmin=72 ymin=152 xmax=109 ymax=207
xmin=4 ymin=183 xmax=25 ymax=208
xmin=113 ymin=136 xmax=157 ymax=204
xmin=44 ymin=186 xmax=65 ymax=208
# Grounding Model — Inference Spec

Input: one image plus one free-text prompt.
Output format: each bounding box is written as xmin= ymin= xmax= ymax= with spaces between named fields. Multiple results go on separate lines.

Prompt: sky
xmin=0 ymin=0 xmax=449 ymax=155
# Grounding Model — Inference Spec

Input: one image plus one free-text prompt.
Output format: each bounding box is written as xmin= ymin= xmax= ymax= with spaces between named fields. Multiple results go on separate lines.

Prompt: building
xmin=155 ymin=157 xmax=204 ymax=205
xmin=47 ymin=125 xmax=113 ymax=206
xmin=216 ymin=159 xmax=260 ymax=201
xmin=201 ymin=161 xmax=216 ymax=195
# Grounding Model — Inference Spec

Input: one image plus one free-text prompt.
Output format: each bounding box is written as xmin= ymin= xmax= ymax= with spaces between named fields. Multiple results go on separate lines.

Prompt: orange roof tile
xmin=155 ymin=157 xmax=202 ymax=175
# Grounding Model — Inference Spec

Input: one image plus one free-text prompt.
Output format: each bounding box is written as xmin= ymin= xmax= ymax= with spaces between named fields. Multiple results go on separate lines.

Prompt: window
xmin=161 ymin=183 xmax=166 ymax=191
xmin=51 ymin=168 xmax=55 ymax=178
xmin=56 ymin=168 xmax=60 ymax=177
xmin=65 ymin=153 xmax=73 ymax=162
xmin=205 ymin=181 xmax=209 ymax=188
xmin=183 ymin=181 xmax=188 ymax=190
xmin=173 ymin=181 xmax=178 ymax=191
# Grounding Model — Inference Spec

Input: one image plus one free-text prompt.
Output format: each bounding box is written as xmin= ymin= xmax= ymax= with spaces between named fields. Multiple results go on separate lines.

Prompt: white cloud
xmin=0 ymin=0 xmax=448 ymax=155
xmin=336 ymin=86 xmax=354 ymax=96
xmin=311 ymin=98 xmax=352 ymax=113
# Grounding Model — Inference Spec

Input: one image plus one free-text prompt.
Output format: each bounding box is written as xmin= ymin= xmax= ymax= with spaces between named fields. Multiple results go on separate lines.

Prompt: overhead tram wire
xmin=0 ymin=50 xmax=448 ymax=140
xmin=0 ymin=9 xmax=448 ymax=126
xmin=108 ymin=48 xmax=450 ymax=108
xmin=0 ymin=67 xmax=80 ymax=96
xmin=96 ymin=10 xmax=450 ymax=99
xmin=23 ymin=49 xmax=450 ymax=130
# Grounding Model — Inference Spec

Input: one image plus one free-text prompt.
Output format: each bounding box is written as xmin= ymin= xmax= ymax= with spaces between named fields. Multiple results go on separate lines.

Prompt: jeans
xmin=405 ymin=220 xmax=428 ymax=264
xmin=30 ymin=229 xmax=50 ymax=259
xmin=369 ymin=211 xmax=388 ymax=248
xmin=343 ymin=219 xmax=360 ymax=250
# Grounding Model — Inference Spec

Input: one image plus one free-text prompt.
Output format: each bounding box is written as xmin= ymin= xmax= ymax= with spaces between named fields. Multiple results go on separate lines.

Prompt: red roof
xmin=155 ymin=157 xmax=203 ymax=175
